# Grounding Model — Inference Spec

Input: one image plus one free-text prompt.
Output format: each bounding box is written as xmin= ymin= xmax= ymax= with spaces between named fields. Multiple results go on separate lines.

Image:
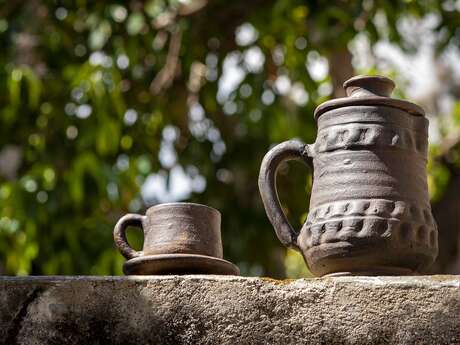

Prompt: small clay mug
xmin=113 ymin=202 xmax=223 ymax=260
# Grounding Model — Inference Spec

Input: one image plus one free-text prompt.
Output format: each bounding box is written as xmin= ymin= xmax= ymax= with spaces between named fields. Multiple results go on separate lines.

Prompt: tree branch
xmin=437 ymin=130 xmax=460 ymax=160
xmin=150 ymin=28 xmax=183 ymax=95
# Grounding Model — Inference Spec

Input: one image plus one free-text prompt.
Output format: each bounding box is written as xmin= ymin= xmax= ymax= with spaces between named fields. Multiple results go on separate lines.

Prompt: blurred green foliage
xmin=0 ymin=0 xmax=459 ymax=277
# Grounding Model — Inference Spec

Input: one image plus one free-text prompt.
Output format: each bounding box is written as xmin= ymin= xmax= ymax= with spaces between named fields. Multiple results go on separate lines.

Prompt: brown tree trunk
xmin=327 ymin=48 xmax=354 ymax=97
xmin=429 ymin=167 xmax=460 ymax=273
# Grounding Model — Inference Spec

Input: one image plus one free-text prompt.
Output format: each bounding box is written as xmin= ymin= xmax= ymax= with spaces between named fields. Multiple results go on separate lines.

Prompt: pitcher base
xmin=322 ymin=267 xmax=416 ymax=277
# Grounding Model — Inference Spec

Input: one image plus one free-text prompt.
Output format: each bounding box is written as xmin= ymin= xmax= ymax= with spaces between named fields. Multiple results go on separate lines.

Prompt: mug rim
xmin=146 ymin=202 xmax=221 ymax=216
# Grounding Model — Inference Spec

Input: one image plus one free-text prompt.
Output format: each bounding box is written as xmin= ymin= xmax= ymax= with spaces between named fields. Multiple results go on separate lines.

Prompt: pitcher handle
xmin=113 ymin=214 xmax=146 ymax=259
xmin=258 ymin=140 xmax=314 ymax=251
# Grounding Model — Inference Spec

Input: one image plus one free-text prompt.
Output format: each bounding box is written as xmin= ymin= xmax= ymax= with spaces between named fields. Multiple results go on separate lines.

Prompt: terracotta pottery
xmin=113 ymin=202 xmax=239 ymax=275
xmin=258 ymin=75 xmax=438 ymax=277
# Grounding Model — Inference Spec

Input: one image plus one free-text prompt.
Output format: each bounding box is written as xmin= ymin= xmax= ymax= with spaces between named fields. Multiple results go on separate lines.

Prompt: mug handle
xmin=258 ymin=140 xmax=314 ymax=251
xmin=113 ymin=214 xmax=146 ymax=259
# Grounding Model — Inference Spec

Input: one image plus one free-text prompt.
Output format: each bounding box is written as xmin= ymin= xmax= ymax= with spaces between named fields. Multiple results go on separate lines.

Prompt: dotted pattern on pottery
xmin=315 ymin=125 xmax=427 ymax=153
xmin=303 ymin=199 xmax=437 ymax=251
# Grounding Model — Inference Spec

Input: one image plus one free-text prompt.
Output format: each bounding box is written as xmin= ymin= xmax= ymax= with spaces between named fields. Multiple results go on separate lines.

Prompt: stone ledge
xmin=1 ymin=275 xmax=460 ymax=345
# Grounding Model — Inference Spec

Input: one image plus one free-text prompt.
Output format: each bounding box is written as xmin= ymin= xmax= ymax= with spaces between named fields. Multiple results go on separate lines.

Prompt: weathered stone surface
xmin=1 ymin=275 xmax=460 ymax=345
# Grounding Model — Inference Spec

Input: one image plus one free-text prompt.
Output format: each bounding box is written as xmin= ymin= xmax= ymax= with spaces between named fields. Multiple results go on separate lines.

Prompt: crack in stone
xmin=4 ymin=287 xmax=42 ymax=345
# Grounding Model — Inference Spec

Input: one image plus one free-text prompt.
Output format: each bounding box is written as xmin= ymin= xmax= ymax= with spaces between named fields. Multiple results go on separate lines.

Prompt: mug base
xmin=123 ymin=253 xmax=240 ymax=276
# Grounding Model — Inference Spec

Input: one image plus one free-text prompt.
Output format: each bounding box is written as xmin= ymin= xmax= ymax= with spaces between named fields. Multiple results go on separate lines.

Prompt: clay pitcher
xmin=258 ymin=75 xmax=438 ymax=277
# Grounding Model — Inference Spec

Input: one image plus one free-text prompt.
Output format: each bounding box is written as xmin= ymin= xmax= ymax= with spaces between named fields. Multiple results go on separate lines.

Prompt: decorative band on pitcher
xmin=314 ymin=124 xmax=428 ymax=154
xmin=302 ymin=199 xmax=437 ymax=252
xmin=302 ymin=216 xmax=438 ymax=252
xmin=306 ymin=199 xmax=434 ymax=224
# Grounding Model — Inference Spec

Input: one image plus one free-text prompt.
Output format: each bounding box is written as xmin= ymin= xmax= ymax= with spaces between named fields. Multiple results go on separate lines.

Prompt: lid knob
xmin=343 ymin=75 xmax=395 ymax=98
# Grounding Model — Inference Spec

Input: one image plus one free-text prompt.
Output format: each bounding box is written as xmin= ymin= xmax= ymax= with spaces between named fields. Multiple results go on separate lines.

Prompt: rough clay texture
xmin=1 ymin=276 xmax=460 ymax=345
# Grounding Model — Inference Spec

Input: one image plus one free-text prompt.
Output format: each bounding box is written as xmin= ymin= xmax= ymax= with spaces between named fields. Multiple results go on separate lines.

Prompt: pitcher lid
xmin=314 ymin=75 xmax=425 ymax=120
